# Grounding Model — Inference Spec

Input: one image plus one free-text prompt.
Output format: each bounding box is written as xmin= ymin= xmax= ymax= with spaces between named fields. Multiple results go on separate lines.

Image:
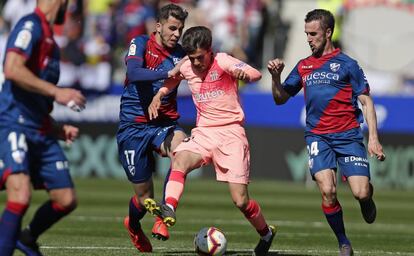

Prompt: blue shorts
xmin=117 ymin=122 xmax=184 ymax=183
xmin=0 ymin=126 xmax=74 ymax=190
xmin=305 ymin=128 xmax=370 ymax=180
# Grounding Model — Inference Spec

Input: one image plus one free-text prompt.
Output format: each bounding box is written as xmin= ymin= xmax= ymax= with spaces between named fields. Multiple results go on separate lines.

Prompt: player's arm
xmin=358 ymin=94 xmax=386 ymax=161
xmin=4 ymin=52 xmax=86 ymax=111
xmin=148 ymin=75 xmax=184 ymax=120
xmin=267 ymin=58 xmax=290 ymax=105
xmin=218 ymin=53 xmax=261 ymax=82
xmin=50 ymin=120 xmax=79 ymax=145
xmin=125 ymin=38 xmax=182 ymax=82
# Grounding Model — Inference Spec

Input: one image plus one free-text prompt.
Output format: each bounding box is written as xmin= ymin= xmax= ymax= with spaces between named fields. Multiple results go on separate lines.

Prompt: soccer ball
xmin=194 ymin=227 xmax=227 ymax=256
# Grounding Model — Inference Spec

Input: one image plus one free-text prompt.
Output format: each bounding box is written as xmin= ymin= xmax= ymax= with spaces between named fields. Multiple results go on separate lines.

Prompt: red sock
xmin=242 ymin=199 xmax=269 ymax=236
xmin=165 ymin=170 xmax=186 ymax=210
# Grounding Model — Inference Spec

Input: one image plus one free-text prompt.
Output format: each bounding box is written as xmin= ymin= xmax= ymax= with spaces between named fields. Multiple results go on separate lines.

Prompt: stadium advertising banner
xmin=53 ymin=93 xmax=414 ymax=188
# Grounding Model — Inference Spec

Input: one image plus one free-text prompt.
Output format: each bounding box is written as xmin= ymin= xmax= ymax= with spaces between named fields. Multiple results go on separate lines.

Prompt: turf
xmin=1 ymin=178 xmax=413 ymax=255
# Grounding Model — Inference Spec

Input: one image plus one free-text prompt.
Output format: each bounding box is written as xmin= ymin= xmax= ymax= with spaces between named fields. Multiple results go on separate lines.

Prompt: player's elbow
xmin=3 ymin=65 xmax=18 ymax=81
xmin=273 ymin=97 xmax=287 ymax=105
xmin=249 ymin=70 xmax=262 ymax=82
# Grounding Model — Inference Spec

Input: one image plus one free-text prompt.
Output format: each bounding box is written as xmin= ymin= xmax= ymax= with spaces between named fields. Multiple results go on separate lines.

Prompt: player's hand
xmin=168 ymin=56 xmax=188 ymax=78
xmin=61 ymin=125 xmax=79 ymax=145
xmin=232 ymin=68 xmax=250 ymax=82
xmin=267 ymin=58 xmax=285 ymax=77
xmin=368 ymin=139 xmax=386 ymax=161
xmin=148 ymin=95 xmax=162 ymax=120
xmin=54 ymin=88 xmax=86 ymax=112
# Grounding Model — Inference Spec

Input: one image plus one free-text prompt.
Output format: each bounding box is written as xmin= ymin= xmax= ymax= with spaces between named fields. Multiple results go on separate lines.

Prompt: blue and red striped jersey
xmin=0 ymin=8 xmax=60 ymax=132
xmin=283 ymin=49 xmax=369 ymax=135
xmin=119 ymin=33 xmax=185 ymax=128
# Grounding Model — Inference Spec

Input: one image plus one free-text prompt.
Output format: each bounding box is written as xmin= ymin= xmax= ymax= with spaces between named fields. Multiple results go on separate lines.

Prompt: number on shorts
xmin=124 ymin=150 xmax=135 ymax=165
xmin=8 ymin=132 xmax=28 ymax=152
xmin=307 ymin=141 xmax=319 ymax=156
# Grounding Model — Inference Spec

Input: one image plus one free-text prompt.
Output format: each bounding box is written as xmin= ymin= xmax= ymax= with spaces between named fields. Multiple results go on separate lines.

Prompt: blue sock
xmin=29 ymin=200 xmax=72 ymax=240
xmin=129 ymin=196 xmax=146 ymax=231
xmin=322 ymin=201 xmax=350 ymax=246
xmin=0 ymin=202 xmax=28 ymax=255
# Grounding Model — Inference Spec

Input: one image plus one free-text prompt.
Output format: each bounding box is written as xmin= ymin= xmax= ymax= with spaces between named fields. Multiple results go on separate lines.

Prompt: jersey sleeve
xmin=125 ymin=36 xmax=168 ymax=82
xmin=348 ymin=60 xmax=370 ymax=96
xmin=282 ymin=63 xmax=303 ymax=96
xmin=216 ymin=53 xmax=261 ymax=82
xmin=6 ymin=17 xmax=42 ymax=59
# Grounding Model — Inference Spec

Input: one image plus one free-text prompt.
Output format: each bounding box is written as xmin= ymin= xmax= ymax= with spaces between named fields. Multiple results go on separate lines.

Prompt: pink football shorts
xmin=174 ymin=124 xmax=250 ymax=184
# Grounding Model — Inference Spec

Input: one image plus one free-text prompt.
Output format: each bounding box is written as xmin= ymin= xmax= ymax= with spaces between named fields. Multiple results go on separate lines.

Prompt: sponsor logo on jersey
xmin=301 ymin=65 xmax=313 ymax=69
xmin=147 ymin=50 xmax=159 ymax=58
xmin=23 ymin=21 xmax=34 ymax=31
xmin=14 ymin=30 xmax=32 ymax=50
xmin=330 ymin=63 xmax=340 ymax=72
xmin=209 ymin=70 xmax=219 ymax=81
xmin=344 ymin=156 xmax=369 ymax=167
xmin=56 ymin=161 xmax=69 ymax=170
xmin=194 ymin=89 xmax=224 ymax=102
xmin=302 ymin=71 xmax=340 ymax=86
xmin=128 ymin=44 xmax=136 ymax=56
xmin=234 ymin=62 xmax=246 ymax=69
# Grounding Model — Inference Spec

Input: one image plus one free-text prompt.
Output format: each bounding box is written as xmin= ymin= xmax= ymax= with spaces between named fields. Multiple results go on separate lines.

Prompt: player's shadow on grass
xmin=225 ymin=251 xmax=313 ymax=256
xmin=160 ymin=250 xmax=312 ymax=256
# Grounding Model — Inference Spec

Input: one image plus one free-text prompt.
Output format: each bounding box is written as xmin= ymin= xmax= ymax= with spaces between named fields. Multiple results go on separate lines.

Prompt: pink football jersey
xmin=178 ymin=52 xmax=261 ymax=127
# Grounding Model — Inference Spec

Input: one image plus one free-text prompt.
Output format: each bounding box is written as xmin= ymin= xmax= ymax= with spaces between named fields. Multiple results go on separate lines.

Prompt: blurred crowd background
xmin=1 ymin=0 xmax=413 ymax=187
xmin=1 ymin=0 xmax=413 ymax=97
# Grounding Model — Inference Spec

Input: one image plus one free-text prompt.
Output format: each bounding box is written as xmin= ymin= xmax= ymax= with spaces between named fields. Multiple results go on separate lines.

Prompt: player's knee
xmin=53 ymin=198 xmax=77 ymax=213
xmin=233 ymin=198 xmax=249 ymax=210
xmin=353 ymin=187 xmax=370 ymax=201
xmin=52 ymin=192 xmax=78 ymax=212
xmin=172 ymin=153 xmax=191 ymax=172
xmin=9 ymin=192 xmax=31 ymax=206
xmin=321 ymin=186 xmax=336 ymax=198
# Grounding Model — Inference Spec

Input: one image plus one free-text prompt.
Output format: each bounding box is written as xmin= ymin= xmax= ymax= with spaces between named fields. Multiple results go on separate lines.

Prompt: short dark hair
xmin=182 ymin=26 xmax=212 ymax=54
xmin=305 ymin=9 xmax=335 ymax=35
xmin=157 ymin=4 xmax=188 ymax=23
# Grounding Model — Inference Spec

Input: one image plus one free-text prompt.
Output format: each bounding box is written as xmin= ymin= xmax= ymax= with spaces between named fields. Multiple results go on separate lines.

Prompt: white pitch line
xmin=68 ymin=215 xmax=414 ymax=231
xmin=38 ymin=246 xmax=414 ymax=255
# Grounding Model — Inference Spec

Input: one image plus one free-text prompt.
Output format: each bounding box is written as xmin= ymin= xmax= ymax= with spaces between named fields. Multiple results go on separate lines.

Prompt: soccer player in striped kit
xmin=0 ymin=0 xmax=86 ymax=255
xmin=116 ymin=3 xmax=188 ymax=253
xmin=267 ymin=9 xmax=385 ymax=256
xmin=145 ymin=26 xmax=276 ymax=256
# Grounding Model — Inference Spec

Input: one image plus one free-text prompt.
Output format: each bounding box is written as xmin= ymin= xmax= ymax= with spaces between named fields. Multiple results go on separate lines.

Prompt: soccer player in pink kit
xmin=145 ymin=26 xmax=276 ymax=256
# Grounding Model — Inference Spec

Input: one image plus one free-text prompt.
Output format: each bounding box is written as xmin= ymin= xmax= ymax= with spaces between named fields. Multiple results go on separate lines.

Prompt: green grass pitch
xmin=2 ymin=178 xmax=414 ymax=255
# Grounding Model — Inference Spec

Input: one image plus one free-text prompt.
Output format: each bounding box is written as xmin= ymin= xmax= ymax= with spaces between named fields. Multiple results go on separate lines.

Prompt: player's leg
xmin=121 ymin=180 xmax=153 ymax=252
xmin=314 ymin=169 xmax=353 ymax=255
xmin=0 ymin=130 xmax=31 ymax=255
xmin=18 ymin=187 xmax=77 ymax=253
xmin=0 ymin=173 xmax=31 ymax=256
xmin=348 ymin=176 xmax=376 ymax=224
xmin=17 ymin=139 xmax=76 ymax=256
xmin=307 ymin=136 xmax=352 ymax=255
xmin=118 ymin=127 xmax=156 ymax=252
xmin=153 ymin=129 xmax=186 ymax=240
xmin=228 ymin=183 xmax=276 ymax=256
xmin=336 ymin=133 xmax=375 ymax=224
xmin=145 ymin=149 xmax=203 ymax=227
